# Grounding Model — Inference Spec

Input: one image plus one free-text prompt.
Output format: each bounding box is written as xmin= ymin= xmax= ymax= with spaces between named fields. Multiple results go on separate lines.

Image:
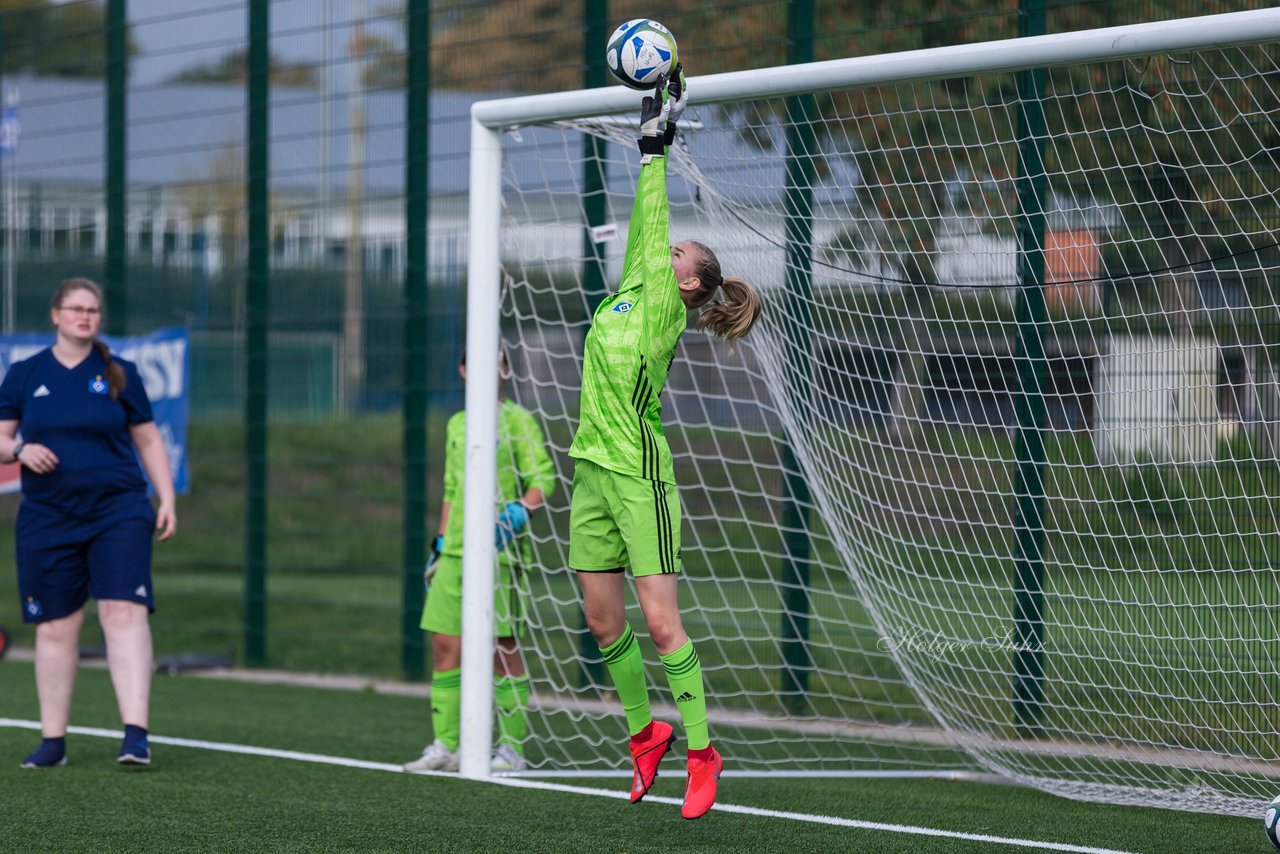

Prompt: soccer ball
xmin=1267 ymin=794 xmax=1280 ymax=851
xmin=606 ymin=19 xmax=677 ymax=90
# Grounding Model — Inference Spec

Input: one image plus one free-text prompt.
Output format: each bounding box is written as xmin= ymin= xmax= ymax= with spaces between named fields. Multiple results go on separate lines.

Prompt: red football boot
xmin=629 ymin=720 xmax=675 ymax=804
xmin=681 ymin=746 xmax=723 ymax=819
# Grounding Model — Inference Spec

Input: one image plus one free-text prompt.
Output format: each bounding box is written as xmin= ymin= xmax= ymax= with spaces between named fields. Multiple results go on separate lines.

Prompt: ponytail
xmin=686 ymin=242 xmax=763 ymax=344
xmin=695 ymin=276 xmax=762 ymax=344
xmin=92 ymin=339 xmax=126 ymax=400
xmin=51 ymin=277 xmax=125 ymax=400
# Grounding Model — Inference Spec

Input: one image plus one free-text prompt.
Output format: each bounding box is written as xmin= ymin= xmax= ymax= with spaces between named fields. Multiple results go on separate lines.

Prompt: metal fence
xmin=0 ymin=0 xmax=1269 ymax=680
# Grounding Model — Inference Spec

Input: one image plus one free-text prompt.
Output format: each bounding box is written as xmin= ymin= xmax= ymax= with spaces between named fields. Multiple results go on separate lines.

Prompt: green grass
xmin=0 ymin=660 xmax=1264 ymax=854
xmin=1 ymin=419 xmax=1277 ymax=806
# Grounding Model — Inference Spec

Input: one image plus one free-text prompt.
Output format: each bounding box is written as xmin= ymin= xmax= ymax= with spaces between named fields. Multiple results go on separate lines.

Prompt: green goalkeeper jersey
xmin=441 ymin=399 xmax=557 ymax=560
xmin=569 ymin=157 xmax=686 ymax=484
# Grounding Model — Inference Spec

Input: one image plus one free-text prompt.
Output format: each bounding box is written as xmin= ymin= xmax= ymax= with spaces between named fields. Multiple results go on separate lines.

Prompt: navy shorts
xmin=15 ymin=494 xmax=157 ymax=623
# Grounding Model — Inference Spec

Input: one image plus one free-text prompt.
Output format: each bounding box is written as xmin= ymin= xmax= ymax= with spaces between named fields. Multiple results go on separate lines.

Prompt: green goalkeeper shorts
xmin=568 ymin=458 xmax=681 ymax=576
xmin=420 ymin=554 xmax=523 ymax=637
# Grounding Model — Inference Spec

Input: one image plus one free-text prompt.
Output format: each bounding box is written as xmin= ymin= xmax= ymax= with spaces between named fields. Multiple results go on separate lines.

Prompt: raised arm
xmin=617 ymin=73 xmax=677 ymax=290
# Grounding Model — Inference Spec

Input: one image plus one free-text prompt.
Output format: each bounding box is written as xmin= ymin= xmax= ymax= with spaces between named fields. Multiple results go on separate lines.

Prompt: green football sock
xmin=599 ymin=623 xmax=652 ymax=736
xmin=431 ymin=668 xmax=462 ymax=752
xmin=660 ymin=640 xmax=709 ymax=750
xmin=494 ymin=674 xmax=530 ymax=752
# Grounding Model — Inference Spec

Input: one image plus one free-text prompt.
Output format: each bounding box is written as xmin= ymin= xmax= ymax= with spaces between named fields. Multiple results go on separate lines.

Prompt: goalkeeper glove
xmin=664 ymin=64 xmax=686 ymax=147
xmin=637 ymin=73 xmax=670 ymax=158
xmin=495 ymin=501 xmax=530 ymax=550
xmin=424 ymin=535 xmax=443 ymax=592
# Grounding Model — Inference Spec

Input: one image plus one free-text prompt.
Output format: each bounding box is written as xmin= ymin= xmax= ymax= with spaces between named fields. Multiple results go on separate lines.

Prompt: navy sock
xmin=41 ymin=737 xmax=66 ymax=755
xmin=123 ymin=724 xmax=148 ymax=743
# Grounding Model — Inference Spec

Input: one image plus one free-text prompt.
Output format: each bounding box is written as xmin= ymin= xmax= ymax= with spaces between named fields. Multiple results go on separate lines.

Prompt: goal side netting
xmin=462 ymin=10 xmax=1280 ymax=817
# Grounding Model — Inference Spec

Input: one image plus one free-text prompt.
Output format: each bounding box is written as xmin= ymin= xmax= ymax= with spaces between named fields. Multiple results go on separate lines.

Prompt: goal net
xmin=463 ymin=10 xmax=1280 ymax=816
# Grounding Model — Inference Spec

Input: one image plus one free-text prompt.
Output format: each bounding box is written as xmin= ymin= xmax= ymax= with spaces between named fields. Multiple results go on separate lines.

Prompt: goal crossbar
xmin=471 ymin=9 xmax=1280 ymax=128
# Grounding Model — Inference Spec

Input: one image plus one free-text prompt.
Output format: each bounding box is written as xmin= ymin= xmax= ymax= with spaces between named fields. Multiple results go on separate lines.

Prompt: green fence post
xmin=401 ymin=0 xmax=431 ymax=683
xmin=576 ymin=0 xmax=608 ymax=690
xmin=1010 ymin=0 xmax=1050 ymax=734
xmin=779 ymin=0 xmax=816 ymax=713
xmin=244 ymin=0 xmax=270 ymax=667
xmin=105 ymin=0 xmax=127 ymax=334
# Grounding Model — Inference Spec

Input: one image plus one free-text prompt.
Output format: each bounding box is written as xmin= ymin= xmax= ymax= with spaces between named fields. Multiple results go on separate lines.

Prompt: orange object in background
xmin=1045 ymin=229 xmax=1100 ymax=310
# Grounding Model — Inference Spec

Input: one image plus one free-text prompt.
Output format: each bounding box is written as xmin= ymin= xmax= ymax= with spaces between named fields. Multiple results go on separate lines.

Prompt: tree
xmin=1 ymin=0 xmax=136 ymax=78
xmin=358 ymin=0 xmax=1261 ymax=91
xmin=167 ymin=49 xmax=318 ymax=88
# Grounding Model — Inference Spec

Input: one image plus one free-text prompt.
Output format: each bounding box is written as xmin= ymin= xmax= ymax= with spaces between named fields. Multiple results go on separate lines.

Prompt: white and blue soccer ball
xmin=1267 ymin=794 xmax=1280 ymax=851
xmin=606 ymin=19 xmax=677 ymax=90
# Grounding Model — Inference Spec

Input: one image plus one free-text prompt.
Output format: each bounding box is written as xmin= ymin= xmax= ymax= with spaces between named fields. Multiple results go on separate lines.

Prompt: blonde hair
xmin=51 ymin=278 xmax=125 ymax=400
xmin=686 ymin=241 xmax=762 ymax=343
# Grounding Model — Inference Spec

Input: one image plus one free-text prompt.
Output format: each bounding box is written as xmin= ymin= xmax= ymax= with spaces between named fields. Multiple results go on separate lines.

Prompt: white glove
xmin=666 ymin=64 xmax=687 ymax=126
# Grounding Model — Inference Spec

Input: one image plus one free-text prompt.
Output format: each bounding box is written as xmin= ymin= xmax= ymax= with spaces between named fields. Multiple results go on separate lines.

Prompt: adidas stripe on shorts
xmin=568 ymin=458 xmax=681 ymax=577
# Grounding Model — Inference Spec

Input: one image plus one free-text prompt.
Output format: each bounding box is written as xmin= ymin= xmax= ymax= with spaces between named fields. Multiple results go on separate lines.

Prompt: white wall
xmin=1095 ymin=335 xmax=1218 ymax=465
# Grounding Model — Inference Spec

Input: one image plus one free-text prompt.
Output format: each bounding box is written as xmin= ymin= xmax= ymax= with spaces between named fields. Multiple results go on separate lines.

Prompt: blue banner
xmin=0 ymin=327 xmax=190 ymax=494
xmin=0 ymin=104 xmax=18 ymax=157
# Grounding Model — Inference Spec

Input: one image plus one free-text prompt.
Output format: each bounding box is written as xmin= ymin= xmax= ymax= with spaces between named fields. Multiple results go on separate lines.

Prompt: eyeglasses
xmin=58 ymin=306 xmax=101 ymax=316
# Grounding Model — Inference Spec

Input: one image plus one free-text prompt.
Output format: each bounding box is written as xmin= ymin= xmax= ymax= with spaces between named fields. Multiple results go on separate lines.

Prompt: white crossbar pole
xmin=473 ymin=9 xmax=1280 ymax=128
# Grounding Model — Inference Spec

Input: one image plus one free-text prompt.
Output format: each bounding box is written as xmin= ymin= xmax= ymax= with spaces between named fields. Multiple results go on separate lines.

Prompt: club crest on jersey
xmin=89 ymin=375 xmax=108 ymax=394
xmin=613 ymin=301 xmax=633 ymax=313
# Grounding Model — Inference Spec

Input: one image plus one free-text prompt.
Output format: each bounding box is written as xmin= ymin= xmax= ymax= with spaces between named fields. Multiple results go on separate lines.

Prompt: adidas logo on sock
xmin=676 ymin=691 xmax=696 ymax=703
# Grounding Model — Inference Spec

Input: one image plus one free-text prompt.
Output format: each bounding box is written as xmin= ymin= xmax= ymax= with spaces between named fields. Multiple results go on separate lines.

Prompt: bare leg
xmin=494 ymin=638 xmax=525 ymax=678
xmin=575 ymin=570 xmax=627 ymax=648
xmin=635 ymin=574 xmax=688 ymax=655
xmin=98 ymin=600 xmax=152 ymax=728
xmin=432 ymin=632 xmax=461 ymax=671
xmin=34 ymin=609 xmax=85 ymax=737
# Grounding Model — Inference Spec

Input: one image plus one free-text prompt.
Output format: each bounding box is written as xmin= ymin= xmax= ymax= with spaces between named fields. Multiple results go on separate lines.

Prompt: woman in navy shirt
xmin=0 ymin=278 xmax=176 ymax=768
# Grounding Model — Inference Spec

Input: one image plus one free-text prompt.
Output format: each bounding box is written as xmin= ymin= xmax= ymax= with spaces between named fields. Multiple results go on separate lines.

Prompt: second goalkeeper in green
xmin=568 ymin=67 xmax=762 ymax=820
xmin=404 ymin=349 xmax=556 ymax=775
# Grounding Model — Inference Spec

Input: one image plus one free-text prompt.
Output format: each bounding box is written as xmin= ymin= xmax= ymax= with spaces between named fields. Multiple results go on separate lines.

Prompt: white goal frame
xmin=459 ymin=8 xmax=1280 ymax=781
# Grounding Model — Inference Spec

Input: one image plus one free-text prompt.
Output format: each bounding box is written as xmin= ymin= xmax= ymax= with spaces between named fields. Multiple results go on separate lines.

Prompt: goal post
xmin=458 ymin=117 xmax=503 ymax=781
xmin=462 ymin=7 xmax=1280 ymax=816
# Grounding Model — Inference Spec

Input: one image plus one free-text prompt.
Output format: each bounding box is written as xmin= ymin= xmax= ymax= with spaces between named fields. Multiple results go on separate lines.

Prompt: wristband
xmin=11 ymin=442 xmax=24 ymax=463
xmin=638 ymin=135 xmax=666 ymax=157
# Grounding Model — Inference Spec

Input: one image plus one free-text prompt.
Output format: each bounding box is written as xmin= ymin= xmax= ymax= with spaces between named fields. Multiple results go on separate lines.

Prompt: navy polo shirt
xmin=0 ymin=347 xmax=153 ymax=516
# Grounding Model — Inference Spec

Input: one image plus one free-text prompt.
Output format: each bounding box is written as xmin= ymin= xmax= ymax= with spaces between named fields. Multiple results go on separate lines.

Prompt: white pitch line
xmin=0 ymin=718 xmax=410 ymax=776
xmin=0 ymin=718 xmax=1137 ymax=854
xmin=483 ymin=775 xmax=1138 ymax=854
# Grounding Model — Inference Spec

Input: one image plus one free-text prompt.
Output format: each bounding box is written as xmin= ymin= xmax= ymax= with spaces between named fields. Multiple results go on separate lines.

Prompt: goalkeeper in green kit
xmin=568 ymin=66 xmax=762 ymax=819
xmin=404 ymin=349 xmax=556 ymax=774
